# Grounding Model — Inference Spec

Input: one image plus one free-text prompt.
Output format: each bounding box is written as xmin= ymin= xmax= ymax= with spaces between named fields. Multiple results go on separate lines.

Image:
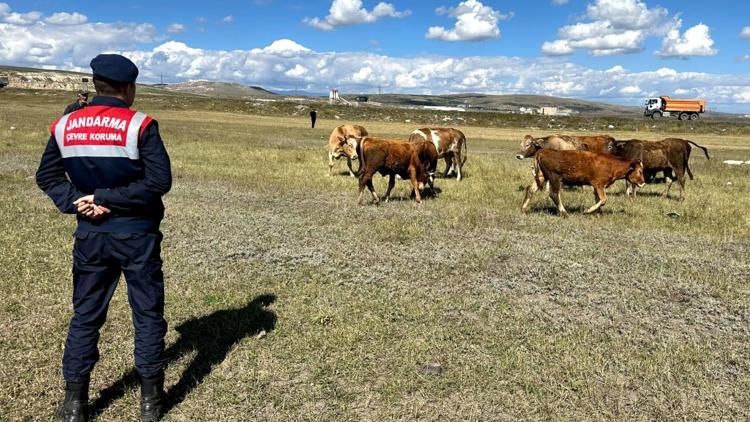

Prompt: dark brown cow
xmin=522 ymin=149 xmax=645 ymax=217
xmin=610 ymin=138 xmax=709 ymax=199
xmin=516 ymin=134 xmax=615 ymax=159
xmin=408 ymin=127 xmax=467 ymax=180
xmin=357 ymin=137 xmax=431 ymax=205
xmin=412 ymin=140 xmax=439 ymax=194
xmin=327 ymin=124 xmax=368 ymax=177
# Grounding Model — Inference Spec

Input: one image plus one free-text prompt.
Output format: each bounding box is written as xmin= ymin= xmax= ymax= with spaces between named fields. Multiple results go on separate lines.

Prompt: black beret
xmin=90 ymin=54 xmax=139 ymax=83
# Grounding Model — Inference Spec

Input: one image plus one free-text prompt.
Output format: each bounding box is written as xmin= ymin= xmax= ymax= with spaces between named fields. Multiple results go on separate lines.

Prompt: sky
xmin=2 ymin=0 xmax=750 ymax=112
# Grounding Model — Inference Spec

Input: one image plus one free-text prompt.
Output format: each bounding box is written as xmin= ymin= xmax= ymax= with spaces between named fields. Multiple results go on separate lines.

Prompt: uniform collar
xmin=89 ymin=96 xmax=129 ymax=108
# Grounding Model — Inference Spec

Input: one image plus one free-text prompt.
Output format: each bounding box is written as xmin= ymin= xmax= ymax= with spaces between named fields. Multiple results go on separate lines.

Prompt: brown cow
xmin=412 ymin=140 xmax=439 ymax=195
xmin=516 ymin=134 xmax=615 ymax=159
xmin=408 ymin=127 xmax=467 ymax=180
xmin=357 ymin=137 xmax=431 ymax=205
xmin=610 ymin=138 xmax=709 ymax=199
xmin=522 ymin=149 xmax=645 ymax=217
xmin=328 ymin=124 xmax=368 ymax=177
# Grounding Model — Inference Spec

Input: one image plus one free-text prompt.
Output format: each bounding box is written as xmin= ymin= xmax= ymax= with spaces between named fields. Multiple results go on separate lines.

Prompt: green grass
xmin=1 ymin=88 xmax=749 ymax=420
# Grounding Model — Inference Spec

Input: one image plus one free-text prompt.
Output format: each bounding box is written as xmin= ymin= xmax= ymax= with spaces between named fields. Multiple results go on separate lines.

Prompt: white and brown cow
xmin=408 ymin=127 xmax=467 ymax=180
xmin=328 ymin=124 xmax=368 ymax=177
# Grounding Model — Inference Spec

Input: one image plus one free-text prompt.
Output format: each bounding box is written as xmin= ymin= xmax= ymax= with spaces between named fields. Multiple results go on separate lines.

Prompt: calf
xmin=516 ymin=134 xmax=615 ymax=159
xmin=408 ymin=127 xmax=467 ymax=180
xmin=358 ymin=137 xmax=431 ymax=205
xmin=522 ymin=149 xmax=645 ymax=217
xmin=328 ymin=124 xmax=368 ymax=177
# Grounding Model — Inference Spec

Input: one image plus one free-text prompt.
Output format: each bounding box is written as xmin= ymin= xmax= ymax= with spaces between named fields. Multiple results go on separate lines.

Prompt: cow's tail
xmin=687 ymin=140 xmax=710 ymax=160
xmin=358 ymin=137 xmax=367 ymax=177
xmin=460 ymin=133 xmax=468 ymax=166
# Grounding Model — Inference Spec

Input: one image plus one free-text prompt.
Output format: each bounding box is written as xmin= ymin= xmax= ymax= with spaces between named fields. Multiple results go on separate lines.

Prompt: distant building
xmin=539 ymin=106 xmax=558 ymax=116
xmin=423 ymin=105 xmax=466 ymax=112
xmin=538 ymin=106 xmax=574 ymax=116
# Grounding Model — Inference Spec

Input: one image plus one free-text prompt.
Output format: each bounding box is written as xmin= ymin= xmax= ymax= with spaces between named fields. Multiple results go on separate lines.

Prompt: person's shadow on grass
xmin=89 ymin=294 xmax=277 ymax=420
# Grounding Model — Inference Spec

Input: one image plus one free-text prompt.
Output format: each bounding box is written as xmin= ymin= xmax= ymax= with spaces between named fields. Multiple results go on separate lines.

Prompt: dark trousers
xmin=63 ymin=232 xmax=167 ymax=383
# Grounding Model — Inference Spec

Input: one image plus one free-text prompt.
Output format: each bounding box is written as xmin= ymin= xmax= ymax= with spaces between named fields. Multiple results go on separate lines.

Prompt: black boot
xmin=57 ymin=381 xmax=89 ymax=422
xmin=140 ymin=373 xmax=166 ymax=422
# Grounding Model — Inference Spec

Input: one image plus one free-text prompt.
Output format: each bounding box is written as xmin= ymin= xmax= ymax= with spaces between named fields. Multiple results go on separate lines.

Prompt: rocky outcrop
xmin=2 ymin=70 xmax=92 ymax=91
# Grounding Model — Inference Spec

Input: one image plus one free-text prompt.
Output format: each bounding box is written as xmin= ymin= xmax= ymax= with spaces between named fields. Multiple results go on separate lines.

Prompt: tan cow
xmin=408 ymin=127 xmax=467 ymax=180
xmin=516 ymin=134 xmax=615 ymax=159
xmin=328 ymin=124 xmax=368 ymax=177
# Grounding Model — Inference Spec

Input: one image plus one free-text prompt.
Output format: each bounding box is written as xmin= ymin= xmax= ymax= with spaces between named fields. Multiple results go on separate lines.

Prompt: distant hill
xmin=359 ymin=93 xmax=643 ymax=117
xmin=151 ymin=80 xmax=278 ymax=99
xmin=0 ymin=65 xmax=277 ymax=99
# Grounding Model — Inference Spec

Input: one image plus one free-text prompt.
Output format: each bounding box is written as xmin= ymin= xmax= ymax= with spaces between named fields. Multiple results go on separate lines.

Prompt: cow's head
xmin=626 ymin=159 xmax=646 ymax=187
xmin=334 ymin=136 xmax=359 ymax=160
xmin=517 ymin=135 xmax=541 ymax=159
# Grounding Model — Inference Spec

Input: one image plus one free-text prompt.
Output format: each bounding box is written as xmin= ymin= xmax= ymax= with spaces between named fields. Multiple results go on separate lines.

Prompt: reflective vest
xmin=51 ymin=106 xmax=153 ymax=160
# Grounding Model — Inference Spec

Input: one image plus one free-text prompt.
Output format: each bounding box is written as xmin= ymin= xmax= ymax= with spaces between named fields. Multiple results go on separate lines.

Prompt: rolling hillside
xmin=151 ymin=80 xmax=278 ymax=99
xmin=362 ymin=93 xmax=643 ymax=116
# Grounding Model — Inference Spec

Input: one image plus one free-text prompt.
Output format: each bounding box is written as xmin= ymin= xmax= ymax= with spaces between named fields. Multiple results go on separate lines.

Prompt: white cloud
xmin=2 ymin=3 xmax=750 ymax=111
xmin=552 ymin=0 xmax=569 ymax=4
xmin=304 ymin=0 xmax=410 ymax=31
xmin=167 ymin=23 xmax=186 ymax=33
xmin=541 ymin=40 xmax=574 ymax=56
xmin=658 ymin=22 xmax=717 ymax=57
xmin=738 ymin=54 xmax=750 ymax=63
xmin=285 ymin=64 xmax=309 ymax=78
xmin=542 ymin=0 xmax=684 ymax=56
xmin=222 ymin=15 xmax=234 ymax=23
xmin=741 ymin=27 xmax=750 ymax=39
xmin=44 ymin=12 xmax=88 ymax=25
xmin=426 ymin=0 xmax=510 ymax=42
xmin=3 ymin=10 xmax=43 ymax=25
xmin=0 ymin=3 xmax=157 ymax=68
xmin=619 ymin=85 xmax=642 ymax=95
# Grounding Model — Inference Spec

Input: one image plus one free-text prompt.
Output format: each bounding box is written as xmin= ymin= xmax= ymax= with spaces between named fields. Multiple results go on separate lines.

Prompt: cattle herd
xmin=327 ymin=126 xmax=710 ymax=216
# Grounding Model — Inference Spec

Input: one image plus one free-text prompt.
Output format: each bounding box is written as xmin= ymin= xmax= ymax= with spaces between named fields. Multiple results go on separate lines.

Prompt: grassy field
xmin=1 ymin=88 xmax=750 ymax=420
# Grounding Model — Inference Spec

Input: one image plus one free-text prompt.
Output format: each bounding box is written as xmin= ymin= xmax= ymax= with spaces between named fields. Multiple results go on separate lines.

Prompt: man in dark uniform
xmin=310 ymin=108 xmax=317 ymax=128
xmin=36 ymin=54 xmax=172 ymax=422
xmin=63 ymin=91 xmax=89 ymax=115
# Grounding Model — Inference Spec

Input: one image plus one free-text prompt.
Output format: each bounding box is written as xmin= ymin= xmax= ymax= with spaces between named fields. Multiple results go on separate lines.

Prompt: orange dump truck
xmin=644 ymin=96 xmax=706 ymax=120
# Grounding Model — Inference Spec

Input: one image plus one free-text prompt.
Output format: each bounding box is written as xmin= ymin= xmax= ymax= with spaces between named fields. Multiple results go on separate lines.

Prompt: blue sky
xmin=2 ymin=0 xmax=750 ymax=111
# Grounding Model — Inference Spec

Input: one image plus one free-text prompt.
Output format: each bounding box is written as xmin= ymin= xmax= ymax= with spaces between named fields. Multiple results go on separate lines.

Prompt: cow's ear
xmin=629 ymin=159 xmax=640 ymax=170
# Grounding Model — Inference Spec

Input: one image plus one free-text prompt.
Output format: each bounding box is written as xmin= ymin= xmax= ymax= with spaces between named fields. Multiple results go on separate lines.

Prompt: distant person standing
xmin=37 ymin=54 xmax=171 ymax=422
xmin=310 ymin=109 xmax=317 ymax=128
xmin=63 ymin=91 xmax=89 ymax=115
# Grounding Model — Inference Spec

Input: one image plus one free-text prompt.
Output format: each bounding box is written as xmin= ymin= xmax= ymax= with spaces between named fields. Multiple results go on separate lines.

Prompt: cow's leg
xmin=675 ymin=169 xmax=686 ymax=201
xmin=358 ymin=171 xmax=378 ymax=205
xmin=383 ymin=174 xmax=396 ymax=202
xmin=367 ymin=179 xmax=379 ymax=205
xmin=408 ymin=169 xmax=422 ymax=203
xmin=522 ymin=169 xmax=545 ymax=213
xmin=328 ymin=151 xmax=335 ymax=176
xmin=357 ymin=175 xmax=367 ymax=205
xmin=455 ymin=150 xmax=464 ymax=181
xmin=662 ymin=174 xmax=673 ymax=198
xmin=584 ymin=185 xmax=607 ymax=214
xmin=444 ymin=156 xmax=454 ymax=177
xmin=522 ymin=183 xmax=538 ymax=213
xmin=346 ymin=157 xmax=357 ymax=178
xmin=548 ymin=177 xmax=567 ymax=217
